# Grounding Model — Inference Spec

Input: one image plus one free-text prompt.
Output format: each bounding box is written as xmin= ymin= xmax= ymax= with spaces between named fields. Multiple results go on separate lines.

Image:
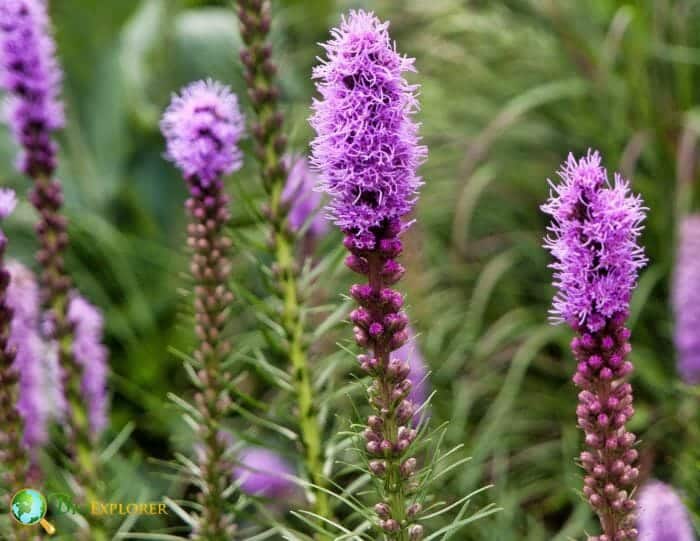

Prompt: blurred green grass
xmin=1 ymin=0 xmax=698 ymax=539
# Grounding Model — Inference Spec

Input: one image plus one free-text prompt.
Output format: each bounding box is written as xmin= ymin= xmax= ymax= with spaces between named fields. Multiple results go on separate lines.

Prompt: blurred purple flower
xmin=0 ymin=189 xmax=17 ymax=220
xmin=637 ymin=481 xmax=695 ymax=541
xmin=161 ymin=79 xmax=245 ymax=187
xmin=393 ymin=327 xmax=429 ymax=416
xmin=67 ymin=294 xmax=108 ymax=436
xmin=234 ymin=447 xmax=295 ymax=498
xmin=673 ymin=215 xmax=700 ymax=384
xmin=541 ymin=150 xmax=647 ymax=332
xmin=282 ymin=154 xmax=328 ymax=239
xmin=310 ymin=9 xmax=427 ymax=243
xmin=6 ymin=261 xmax=64 ymax=453
xmin=0 ymin=0 xmax=64 ymax=175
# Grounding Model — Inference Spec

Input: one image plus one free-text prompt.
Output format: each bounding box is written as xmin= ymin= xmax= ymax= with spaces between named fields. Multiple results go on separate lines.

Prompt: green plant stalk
xmin=277 ymin=227 xmax=330 ymax=521
xmin=186 ymin=182 xmax=237 ymax=540
xmin=31 ymin=174 xmax=107 ymax=541
xmin=237 ymin=0 xmax=331 ymax=526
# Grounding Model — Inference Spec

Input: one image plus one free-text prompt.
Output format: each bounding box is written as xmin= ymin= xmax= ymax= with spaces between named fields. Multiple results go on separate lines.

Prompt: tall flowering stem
xmin=0 ymin=191 xmax=28 ymax=499
xmin=161 ymin=80 xmax=243 ymax=540
xmin=311 ymin=11 xmax=428 ymax=540
xmin=542 ymin=151 xmax=647 ymax=541
xmin=0 ymin=0 xmax=105 ymax=521
xmin=236 ymin=0 xmax=330 ymax=522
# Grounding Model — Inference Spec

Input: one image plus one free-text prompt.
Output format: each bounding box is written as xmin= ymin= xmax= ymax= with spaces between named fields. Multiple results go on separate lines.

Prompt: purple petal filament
xmin=161 ymin=79 xmax=245 ymax=187
xmin=310 ymin=9 xmax=427 ymax=243
xmin=0 ymin=0 xmax=64 ymax=175
xmin=282 ymin=154 xmax=328 ymax=239
xmin=234 ymin=447 xmax=295 ymax=498
xmin=673 ymin=215 xmax=700 ymax=384
xmin=637 ymin=481 xmax=695 ymax=541
xmin=542 ymin=150 xmax=648 ymax=541
xmin=68 ymin=294 xmax=108 ymax=436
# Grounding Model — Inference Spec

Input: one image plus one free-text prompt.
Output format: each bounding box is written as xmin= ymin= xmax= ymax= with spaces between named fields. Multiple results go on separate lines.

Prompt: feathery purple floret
xmin=6 ymin=261 xmax=61 ymax=452
xmin=637 ymin=481 xmax=695 ymax=541
xmin=234 ymin=447 xmax=295 ymax=498
xmin=310 ymin=10 xmax=426 ymax=244
xmin=161 ymin=79 xmax=245 ymax=187
xmin=673 ymin=215 xmax=700 ymax=384
xmin=0 ymin=0 xmax=64 ymax=175
xmin=542 ymin=150 xmax=647 ymax=332
xmin=282 ymin=154 xmax=328 ymax=239
xmin=68 ymin=294 xmax=108 ymax=436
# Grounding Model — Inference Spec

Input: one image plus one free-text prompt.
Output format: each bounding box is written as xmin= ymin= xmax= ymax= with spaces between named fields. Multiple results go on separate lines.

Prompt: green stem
xmin=237 ymin=0 xmax=332 ymax=530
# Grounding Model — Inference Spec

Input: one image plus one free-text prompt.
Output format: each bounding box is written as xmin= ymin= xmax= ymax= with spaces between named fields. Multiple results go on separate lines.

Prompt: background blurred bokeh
xmin=1 ymin=1 xmax=699 ymax=539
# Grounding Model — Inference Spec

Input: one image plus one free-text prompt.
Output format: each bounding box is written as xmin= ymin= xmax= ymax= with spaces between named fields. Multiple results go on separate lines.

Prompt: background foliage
xmin=1 ymin=0 xmax=699 ymax=539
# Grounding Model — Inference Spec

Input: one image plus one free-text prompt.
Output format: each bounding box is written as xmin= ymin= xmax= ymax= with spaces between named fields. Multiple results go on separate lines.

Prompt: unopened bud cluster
xmin=237 ymin=0 xmax=288 ymax=196
xmin=185 ymin=177 xmax=237 ymax=540
xmin=347 ymin=218 xmax=423 ymax=540
xmin=572 ymin=311 xmax=638 ymax=541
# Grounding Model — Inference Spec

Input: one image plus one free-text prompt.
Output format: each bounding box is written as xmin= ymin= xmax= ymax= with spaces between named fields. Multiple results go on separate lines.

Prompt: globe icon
xmin=10 ymin=489 xmax=47 ymax=526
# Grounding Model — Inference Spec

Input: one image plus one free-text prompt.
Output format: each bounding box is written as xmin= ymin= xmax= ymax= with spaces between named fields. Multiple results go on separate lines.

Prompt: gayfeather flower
xmin=310 ymin=9 xmax=427 ymax=243
xmin=0 ymin=0 xmax=64 ymax=175
xmin=542 ymin=151 xmax=647 ymax=332
xmin=161 ymin=79 xmax=243 ymax=540
xmin=161 ymin=79 xmax=244 ymax=186
xmin=637 ymin=481 xmax=695 ymax=541
xmin=542 ymin=150 xmax=647 ymax=541
xmin=673 ymin=215 xmax=700 ymax=384
xmin=311 ymin=10 xmax=428 ymax=540
xmin=282 ymin=154 xmax=328 ymax=240
xmin=68 ymin=295 xmax=108 ymax=436
xmin=234 ymin=447 xmax=295 ymax=498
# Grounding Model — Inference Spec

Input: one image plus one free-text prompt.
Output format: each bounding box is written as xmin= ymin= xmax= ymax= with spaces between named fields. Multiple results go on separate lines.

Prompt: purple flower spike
xmin=161 ymin=79 xmax=245 ymax=187
xmin=68 ymin=294 xmax=108 ymax=436
xmin=543 ymin=150 xmax=648 ymax=541
xmin=673 ymin=215 xmax=700 ymax=384
xmin=161 ymin=80 xmax=242 ymax=539
xmin=0 ymin=0 xmax=64 ymax=175
xmin=0 ymin=189 xmax=17 ymax=220
xmin=542 ymin=150 xmax=647 ymax=332
xmin=282 ymin=154 xmax=328 ymax=239
xmin=310 ymin=9 xmax=427 ymax=242
xmin=311 ymin=11 xmax=427 ymax=539
xmin=234 ymin=447 xmax=295 ymax=498
xmin=637 ymin=481 xmax=695 ymax=541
